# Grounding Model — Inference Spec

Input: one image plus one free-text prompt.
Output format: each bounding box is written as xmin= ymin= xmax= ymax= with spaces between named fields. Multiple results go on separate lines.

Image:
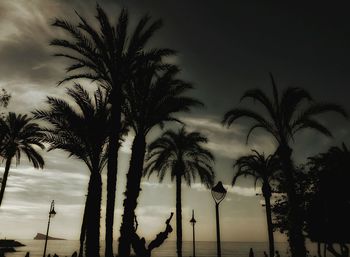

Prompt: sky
xmin=0 ymin=0 xmax=350 ymax=244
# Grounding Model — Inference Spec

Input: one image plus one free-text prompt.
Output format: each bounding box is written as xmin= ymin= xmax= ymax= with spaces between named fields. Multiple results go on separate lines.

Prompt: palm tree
xmin=51 ymin=6 xmax=173 ymax=256
xmin=118 ymin=62 xmax=202 ymax=257
xmin=33 ymin=84 xmax=109 ymax=257
xmin=145 ymin=128 xmax=215 ymax=257
xmin=307 ymin=143 xmax=350 ymax=257
xmin=312 ymin=143 xmax=350 ymax=165
xmin=222 ymin=73 xmax=348 ymax=257
xmin=233 ymin=150 xmax=280 ymax=257
xmin=0 ymin=112 xmax=45 ymax=206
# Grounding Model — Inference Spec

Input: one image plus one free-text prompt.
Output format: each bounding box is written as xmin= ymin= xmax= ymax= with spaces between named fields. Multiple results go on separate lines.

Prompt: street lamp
xmin=189 ymin=210 xmax=197 ymax=257
xmin=43 ymin=200 xmax=56 ymax=257
xmin=211 ymin=181 xmax=227 ymax=257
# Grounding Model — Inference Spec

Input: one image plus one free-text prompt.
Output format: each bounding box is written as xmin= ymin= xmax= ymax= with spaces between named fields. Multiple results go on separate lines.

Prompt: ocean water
xmin=5 ymin=240 xmax=318 ymax=257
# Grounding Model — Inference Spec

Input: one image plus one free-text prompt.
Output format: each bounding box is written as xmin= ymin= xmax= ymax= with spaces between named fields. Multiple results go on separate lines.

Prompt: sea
xmin=5 ymin=240 xmax=319 ymax=257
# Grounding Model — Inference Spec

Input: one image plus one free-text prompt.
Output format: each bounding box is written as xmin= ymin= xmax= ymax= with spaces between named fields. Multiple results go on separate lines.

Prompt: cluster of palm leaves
xmin=0 ymin=5 xmax=215 ymax=257
xmin=0 ymin=113 xmax=45 ymax=207
xmin=223 ymin=74 xmax=348 ymax=257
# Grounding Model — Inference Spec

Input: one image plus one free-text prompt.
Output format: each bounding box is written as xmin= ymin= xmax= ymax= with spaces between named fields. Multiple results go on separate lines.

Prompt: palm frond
xmin=34 ymin=86 xmax=110 ymax=174
xmin=293 ymin=118 xmax=333 ymax=137
xmin=145 ymin=127 xmax=215 ymax=189
xmin=0 ymin=112 xmax=45 ymax=169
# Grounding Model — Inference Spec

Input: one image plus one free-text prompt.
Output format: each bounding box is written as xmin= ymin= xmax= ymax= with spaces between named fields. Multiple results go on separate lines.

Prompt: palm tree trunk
xmin=317 ymin=241 xmax=321 ymax=257
xmin=278 ymin=144 xmax=306 ymax=257
xmin=118 ymin=133 xmax=146 ymax=257
xmin=176 ymin=174 xmax=183 ymax=257
xmin=105 ymin=98 xmax=121 ymax=257
xmin=0 ymin=157 xmax=12 ymax=207
xmin=78 ymin=195 xmax=88 ymax=257
xmin=263 ymin=190 xmax=274 ymax=257
xmin=327 ymin=243 xmax=346 ymax=257
xmin=85 ymin=172 xmax=102 ymax=257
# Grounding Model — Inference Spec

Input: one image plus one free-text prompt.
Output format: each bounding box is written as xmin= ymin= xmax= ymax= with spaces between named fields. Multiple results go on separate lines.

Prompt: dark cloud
xmin=0 ymin=40 xmax=59 ymax=83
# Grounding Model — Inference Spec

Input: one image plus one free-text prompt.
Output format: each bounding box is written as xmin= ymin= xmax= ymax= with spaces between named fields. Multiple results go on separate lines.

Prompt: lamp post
xmin=211 ymin=181 xmax=227 ymax=257
xmin=189 ymin=210 xmax=196 ymax=257
xmin=43 ymin=200 xmax=56 ymax=257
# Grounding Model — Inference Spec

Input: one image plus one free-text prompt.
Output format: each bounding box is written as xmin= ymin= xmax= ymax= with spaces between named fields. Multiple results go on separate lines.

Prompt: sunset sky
xmin=0 ymin=0 xmax=350 ymax=243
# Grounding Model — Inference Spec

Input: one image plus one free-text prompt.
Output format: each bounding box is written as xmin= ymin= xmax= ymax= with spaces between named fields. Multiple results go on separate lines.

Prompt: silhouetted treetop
xmin=223 ymin=73 xmax=348 ymax=144
xmin=51 ymin=5 xmax=175 ymax=89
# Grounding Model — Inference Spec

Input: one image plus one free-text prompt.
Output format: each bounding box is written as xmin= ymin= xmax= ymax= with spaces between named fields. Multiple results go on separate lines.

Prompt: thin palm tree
xmin=233 ymin=150 xmax=280 ymax=257
xmin=144 ymin=127 xmax=215 ymax=257
xmin=33 ymin=84 xmax=109 ymax=257
xmin=118 ymin=62 xmax=202 ymax=257
xmin=222 ymin=73 xmax=348 ymax=257
xmin=0 ymin=113 xmax=45 ymax=206
xmin=51 ymin=6 xmax=173 ymax=256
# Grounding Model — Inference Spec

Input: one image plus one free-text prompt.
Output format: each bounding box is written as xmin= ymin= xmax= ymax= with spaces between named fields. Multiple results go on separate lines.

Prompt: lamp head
xmin=50 ymin=207 xmax=56 ymax=217
xmin=211 ymin=181 xmax=227 ymax=204
xmin=49 ymin=200 xmax=56 ymax=217
xmin=190 ymin=209 xmax=196 ymax=224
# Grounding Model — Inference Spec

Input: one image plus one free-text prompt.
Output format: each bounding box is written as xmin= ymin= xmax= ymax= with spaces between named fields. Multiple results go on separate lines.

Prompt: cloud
xmin=136 ymin=205 xmax=175 ymax=217
xmin=1 ymin=165 xmax=89 ymax=204
xmin=142 ymin=180 xmax=258 ymax=198
xmin=179 ymin=115 xmax=277 ymax=159
xmin=181 ymin=116 xmax=245 ymax=135
xmin=141 ymin=181 xmax=173 ymax=189
xmin=0 ymin=1 xmax=64 ymax=81
xmin=120 ymin=134 xmax=134 ymax=154
xmin=0 ymin=0 xmax=124 ymax=115
xmin=191 ymin=182 xmax=258 ymax=197
xmin=227 ymin=185 xmax=259 ymax=197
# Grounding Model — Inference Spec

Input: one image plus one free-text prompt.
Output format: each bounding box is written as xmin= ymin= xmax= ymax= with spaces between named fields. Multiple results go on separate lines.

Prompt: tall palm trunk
xmin=119 ymin=133 xmax=146 ymax=257
xmin=278 ymin=144 xmax=306 ymax=257
xmin=175 ymin=174 xmax=183 ymax=257
xmin=0 ymin=157 xmax=12 ymax=207
xmin=85 ymin=172 xmax=102 ymax=257
xmin=78 ymin=195 xmax=88 ymax=257
xmin=317 ymin=242 xmax=322 ymax=257
xmin=262 ymin=183 xmax=274 ymax=257
xmin=105 ymin=93 xmax=122 ymax=257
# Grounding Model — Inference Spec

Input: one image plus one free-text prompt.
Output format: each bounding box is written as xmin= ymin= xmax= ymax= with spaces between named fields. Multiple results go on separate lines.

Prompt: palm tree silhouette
xmin=118 ymin=62 xmax=202 ymax=257
xmin=233 ymin=150 xmax=280 ymax=257
xmin=222 ymin=73 xmax=348 ymax=257
xmin=33 ymin=84 xmax=109 ymax=257
xmin=0 ymin=112 xmax=45 ymax=206
xmin=145 ymin=127 xmax=215 ymax=257
xmin=50 ymin=5 xmax=173 ymax=256
xmin=307 ymin=143 xmax=350 ymax=257
xmin=314 ymin=143 xmax=350 ymax=163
